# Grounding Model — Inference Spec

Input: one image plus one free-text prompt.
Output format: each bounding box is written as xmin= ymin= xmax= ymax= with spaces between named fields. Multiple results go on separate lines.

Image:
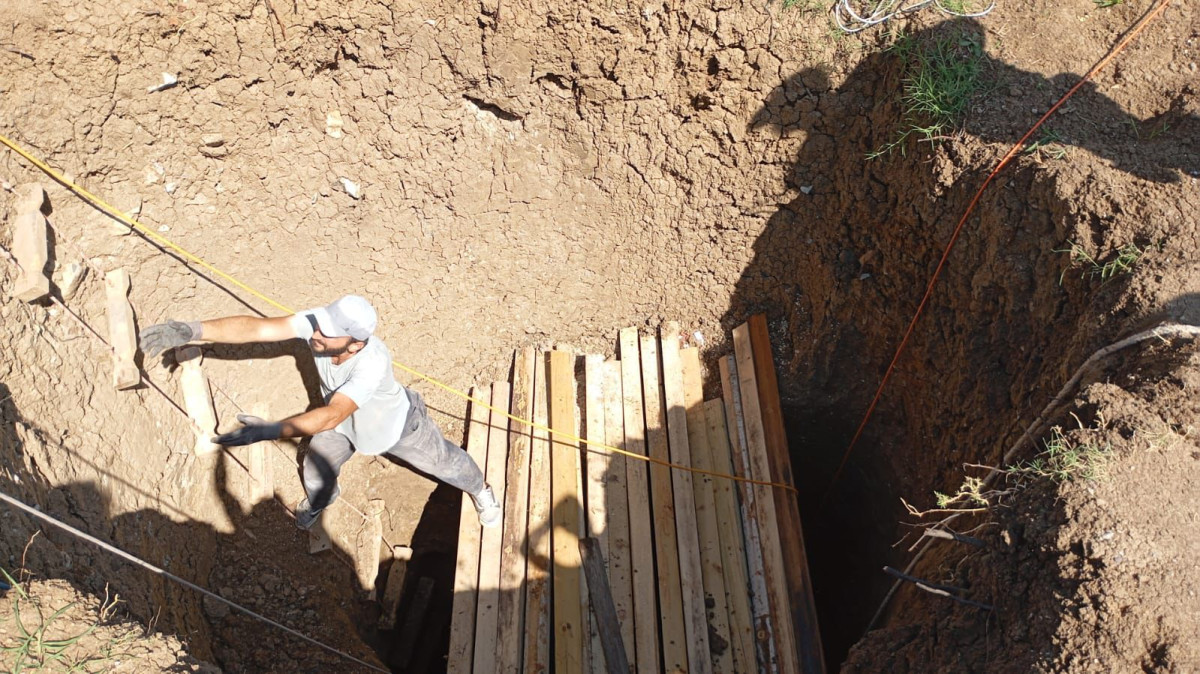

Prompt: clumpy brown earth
xmin=1 ymin=0 xmax=1198 ymax=671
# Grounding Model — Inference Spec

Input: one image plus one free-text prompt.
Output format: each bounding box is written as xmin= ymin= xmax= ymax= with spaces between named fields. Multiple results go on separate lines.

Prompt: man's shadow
xmin=0 ymin=386 xmax=388 ymax=671
xmin=727 ymin=15 xmax=1196 ymax=665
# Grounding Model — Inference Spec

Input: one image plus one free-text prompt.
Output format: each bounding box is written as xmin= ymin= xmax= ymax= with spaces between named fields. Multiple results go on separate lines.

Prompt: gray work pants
xmin=301 ymin=390 xmax=485 ymax=511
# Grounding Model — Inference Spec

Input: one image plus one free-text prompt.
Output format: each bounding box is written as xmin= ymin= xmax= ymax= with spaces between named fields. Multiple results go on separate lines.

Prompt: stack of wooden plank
xmin=447 ymin=316 xmax=824 ymax=673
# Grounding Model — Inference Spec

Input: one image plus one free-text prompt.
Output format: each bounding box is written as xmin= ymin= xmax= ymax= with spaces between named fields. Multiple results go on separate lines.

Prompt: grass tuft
xmin=869 ymin=31 xmax=987 ymax=158
xmin=1057 ymin=241 xmax=1147 ymax=285
xmin=1009 ymin=425 xmax=1111 ymax=483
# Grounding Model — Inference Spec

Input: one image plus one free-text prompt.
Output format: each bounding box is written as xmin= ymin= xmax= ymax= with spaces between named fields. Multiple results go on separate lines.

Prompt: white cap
xmin=308 ymin=295 xmax=377 ymax=341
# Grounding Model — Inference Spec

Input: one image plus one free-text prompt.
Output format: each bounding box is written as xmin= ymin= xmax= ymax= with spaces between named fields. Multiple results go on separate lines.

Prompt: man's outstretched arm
xmin=212 ymin=393 xmax=358 ymax=446
xmin=140 ymin=315 xmax=297 ymax=357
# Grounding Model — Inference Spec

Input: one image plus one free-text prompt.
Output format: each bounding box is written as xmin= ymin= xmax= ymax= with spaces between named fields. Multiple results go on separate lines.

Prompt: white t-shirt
xmin=289 ymin=312 xmax=410 ymax=455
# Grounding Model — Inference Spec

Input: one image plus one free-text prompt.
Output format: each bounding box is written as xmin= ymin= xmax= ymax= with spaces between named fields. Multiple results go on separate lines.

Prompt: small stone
xmin=201 ymin=133 xmax=225 ymax=147
xmin=800 ymin=185 xmax=813 ymax=195
xmin=326 ymin=110 xmax=344 ymax=139
xmin=58 ymin=262 xmax=86 ymax=300
xmin=340 ymin=177 xmax=361 ymax=199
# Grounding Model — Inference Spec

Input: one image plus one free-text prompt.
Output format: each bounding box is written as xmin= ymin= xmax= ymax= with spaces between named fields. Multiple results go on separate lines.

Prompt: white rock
xmin=340 ymin=177 xmax=361 ymax=199
xmin=326 ymin=111 xmax=344 ymax=139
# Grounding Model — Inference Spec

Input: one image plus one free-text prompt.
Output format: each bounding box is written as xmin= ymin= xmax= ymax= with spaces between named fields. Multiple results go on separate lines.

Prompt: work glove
xmin=212 ymin=414 xmax=283 ymax=446
xmin=140 ymin=320 xmax=202 ymax=358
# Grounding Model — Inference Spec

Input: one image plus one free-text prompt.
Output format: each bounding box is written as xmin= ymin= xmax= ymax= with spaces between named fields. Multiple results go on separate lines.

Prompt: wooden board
xmin=356 ymin=499 xmax=385 ymax=600
xmin=640 ymin=334 xmax=688 ymax=673
xmin=177 ymin=346 xmax=219 ymax=456
xmin=603 ymin=359 xmax=635 ymax=672
xmin=732 ymin=324 xmax=799 ymax=674
xmin=448 ymin=385 xmax=491 ymax=672
xmin=308 ymin=516 xmax=333 ymax=554
xmin=474 ymin=382 xmax=511 ymax=674
xmin=248 ymin=404 xmax=273 ymax=504
xmin=618 ymin=328 xmax=659 ymax=674
xmin=702 ymin=399 xmax=756 ymax=674
xmin=680 ymin=348 xmax=733 ymax=674
xmin=580 ymin=537 xmax=633 ymax=674
xmin=103 ymin=268 xmax=140 ymax=390
xmin=11 ymin=183 xmax=49 ymax=303
xmin=583 ymin=354 xmax=608 ymax=674
xmin=748 ymin=315 xmax=825 ymax=674
xmin=498 ymin=348 xmax=535 ymax=674
xmin=549 ymin=349 xmax=585 ymax=674
xmin=658 ymin=324 xmax=711 ymax=674
xmin=378 ymin=545 xmax=414 ymax=631
xmin=524 ymin=356 xmax=552 ymax=673
xmin=720 ymin=357 xmax=775 ymax=672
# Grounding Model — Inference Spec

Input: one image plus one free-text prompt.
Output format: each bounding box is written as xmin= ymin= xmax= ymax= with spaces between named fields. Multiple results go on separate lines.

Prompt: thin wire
xmin=823 ymin=0 xmax=1175 ymax=503
xmin=0 ymin=488 xmax=389 ymax=673
xmin=0 ymin=133 xmax=797 ymax=494
xmin=834 ymin=0 xmax=996 ymax=34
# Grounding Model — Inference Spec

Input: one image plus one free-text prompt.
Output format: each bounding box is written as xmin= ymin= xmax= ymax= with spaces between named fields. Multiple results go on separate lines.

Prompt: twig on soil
xmin=921 ymin=527 xmax=985 ymax=548
xmin=261 ymin=0 xmax=287 ymax=40
xmin=882 ymin=566 xmax=993 ymax=611
xmin=1 ymin=44 xmax=34 ymax=60
xmin=866 ymin=322 xmax=1200 ymax=633
xmin=19 ymin=530 xmax=40 ymax=580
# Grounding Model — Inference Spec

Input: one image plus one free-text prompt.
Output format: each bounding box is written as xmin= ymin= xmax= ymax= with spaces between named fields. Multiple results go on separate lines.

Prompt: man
xmin=139 ymin=295 xmax=501 ymax=529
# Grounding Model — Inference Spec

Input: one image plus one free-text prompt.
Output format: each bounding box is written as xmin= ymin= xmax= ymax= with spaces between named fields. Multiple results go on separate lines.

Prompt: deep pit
xmin=3 ymin=0 xmax=1199 ymax=671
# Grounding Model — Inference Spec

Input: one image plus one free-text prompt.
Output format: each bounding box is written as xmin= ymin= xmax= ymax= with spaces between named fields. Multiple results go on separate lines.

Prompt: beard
xmin=310 ymin=341 xmax=352 ymax=356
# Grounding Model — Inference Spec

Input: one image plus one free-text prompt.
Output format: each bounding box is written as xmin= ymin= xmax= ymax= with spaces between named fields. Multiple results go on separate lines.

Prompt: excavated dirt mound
xmin=2 ymin=0 xmax=1198 ymax=670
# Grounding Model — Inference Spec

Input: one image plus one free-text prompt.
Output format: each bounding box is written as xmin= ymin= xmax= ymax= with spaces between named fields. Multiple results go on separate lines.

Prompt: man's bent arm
xmin=200 ymin=315 xmax=297 ymax=344
xmin=278 ymin=393 xmax=358 ymax=438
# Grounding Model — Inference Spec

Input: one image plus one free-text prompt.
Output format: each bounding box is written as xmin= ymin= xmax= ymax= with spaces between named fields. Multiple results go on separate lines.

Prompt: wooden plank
xmin=308 ymin=516 xmax=333 ymax=554
xmin=497 ymin=349 xmax=535 ymax=674
xmin=524 ymin=355 xmax=552 ymax=674
xmin=248 ymin=404 xmax=273 ymax=504
xmin=732 ymin=324 xmax=799 ymax=674
xmin=584 ymin=354 xmax=608 ymax=674
xmin=448 ymin=385 xmax=491 ymax=672
xmin=103 ymin=268 xmax=140 ymax=390
xmin=549 ymin=349 xmax=585 ymax=674
xmin=618 ymin=328 xmax=659 ymax=674
xmin=702 ymin=399 xmax=756 ymax=674
xmin=658 ymin=323 xmax=711 ymax=674
xmin=177 ymin=346 xmax=220 ymax=457
xmin=10 ymin=183 xmax=49 ymax=302
xmin=580 ymin=537 xmax=634 ymax=674
xmin=356 ymin=499 xmax=385 ymax=600
xmin=748 ymin=315 xmax=825 ymax=673
xmin=474 ymin=382 xmax=511 ymax=674
xmin=603 ymin=359 xmax=635 ymax=672
xmin=640 ymin=334 xmax=688 ymax=673
xmin=378 ymin=545 xmax=414 ymax=630
xmin=394 ymin=576 xmax=435 ymax=669
xmin=720 ymin=357 xmax=776 ymax=672
xmin=680 ymin=348 xmax=733 ymax=674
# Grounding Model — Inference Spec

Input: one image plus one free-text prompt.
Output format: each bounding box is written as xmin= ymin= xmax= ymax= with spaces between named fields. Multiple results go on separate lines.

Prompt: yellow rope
xmin=0 ymin=131 xmax=798 ymax=494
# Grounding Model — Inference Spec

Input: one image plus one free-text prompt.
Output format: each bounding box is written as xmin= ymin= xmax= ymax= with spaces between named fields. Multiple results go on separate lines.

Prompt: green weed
xmin=0 ymin=570 xmax=127 ymax=673
xmin=1093 ymin=0 xmax=1123 ymax=7
xmin=869 ymin=31 xmax=987 ymax=158
xmin=1023 ymin=128 xmax=1067 ymax=160
xmin=1009 ymin=425 xmax=1111 ymax=482
xmin=1057 ymin=241 xmax=1146 ymax=284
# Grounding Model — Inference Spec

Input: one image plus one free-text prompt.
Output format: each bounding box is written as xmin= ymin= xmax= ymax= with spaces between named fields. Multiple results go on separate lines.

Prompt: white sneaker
xmin=471 ymin=485 xmax=501 ymax=528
